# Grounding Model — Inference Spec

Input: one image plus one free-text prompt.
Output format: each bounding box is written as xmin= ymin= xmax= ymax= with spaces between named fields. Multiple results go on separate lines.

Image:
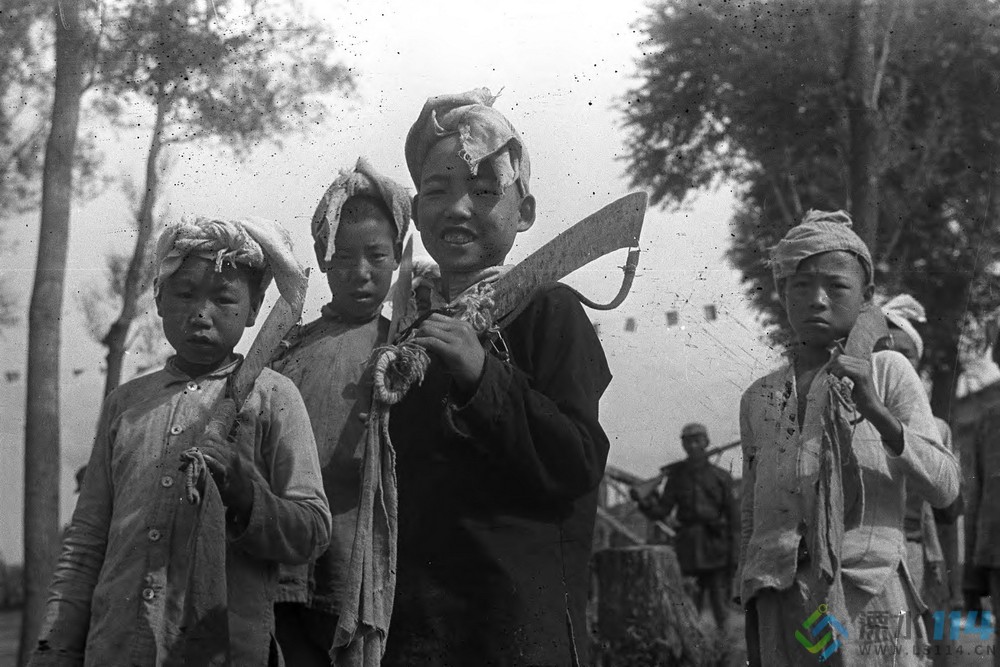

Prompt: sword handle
xmin=569 ymin=248 xmax=640 ymax=312
xmin=203 ymin=397 xmax=239 ymax=444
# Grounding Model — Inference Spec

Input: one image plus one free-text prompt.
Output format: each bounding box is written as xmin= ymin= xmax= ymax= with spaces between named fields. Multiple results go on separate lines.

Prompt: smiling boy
xmin=382 ymin=88 xmax=612 ymax=666
xmin=32 ymin=216 xmax=331 ymax=666
xmin=738 ymin=210 xmax=960 ymax=666
xmin=270 ymin=158 xmax=410 ymax=666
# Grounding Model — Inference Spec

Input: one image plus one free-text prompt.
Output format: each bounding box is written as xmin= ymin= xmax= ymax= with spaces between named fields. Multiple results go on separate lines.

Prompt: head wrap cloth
xmin=769 ymin=209 xmax=874 ymax=287
xmin=882 ymin=294 xmax=926 ymax=360
xmin=311 ymin=157 xmax=411 ymax=271
xmin=153 ymin=215 xmax=308 ymax=310
xmin=404 ymin=87 xmax=530 ymax=196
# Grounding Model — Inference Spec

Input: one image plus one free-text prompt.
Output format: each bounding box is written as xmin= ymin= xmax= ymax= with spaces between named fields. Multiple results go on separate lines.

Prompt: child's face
xmin=782 ymin=250 xmax=873 ymax=348
xmin=414 ymin=135 xmax=535 ymax=275
xmin=874 ymin=326 xmax=920 ymax=368
xmin=324 ymin=213 xmax=399 ymax=320
xmin=156 ymin=256 xmax=262 ymax=375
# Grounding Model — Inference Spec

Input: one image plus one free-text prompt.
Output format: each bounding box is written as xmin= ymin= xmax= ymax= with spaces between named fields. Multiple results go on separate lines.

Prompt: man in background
xmin=637 ymin=423 xmax=737 ymax=629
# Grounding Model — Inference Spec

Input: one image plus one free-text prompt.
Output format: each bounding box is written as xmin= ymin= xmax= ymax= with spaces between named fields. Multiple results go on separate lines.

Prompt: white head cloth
xmin=153 ymin=214 xmax=307 ymax=310
xmin=882 ymin=293 xmax=926 ymax=360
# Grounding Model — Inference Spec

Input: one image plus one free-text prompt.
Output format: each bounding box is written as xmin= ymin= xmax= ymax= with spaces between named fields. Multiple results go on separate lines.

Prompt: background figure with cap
xmin=637 ymin=422 xmax=737 ymax=630
xmin=875 ymin=297 xmax=962 ymax=616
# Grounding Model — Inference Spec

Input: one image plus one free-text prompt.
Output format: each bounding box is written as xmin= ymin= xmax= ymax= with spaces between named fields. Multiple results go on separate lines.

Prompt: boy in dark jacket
xmin=382 ymin=87 xmax=612 ymax=667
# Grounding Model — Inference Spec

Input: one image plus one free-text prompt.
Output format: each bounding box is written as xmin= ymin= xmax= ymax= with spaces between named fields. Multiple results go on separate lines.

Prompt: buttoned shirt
xmin=270 ymin=313 xmax=385 ymax=612
xmin=738 ymin=350 xmax=959 ymax=605
xmin=32 ymin=357 xmax=331 ymax=666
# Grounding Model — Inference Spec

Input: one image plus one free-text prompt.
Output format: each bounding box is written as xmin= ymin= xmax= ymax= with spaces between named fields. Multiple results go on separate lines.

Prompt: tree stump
xmin=592 ymin=545 xmax=713 ymax=666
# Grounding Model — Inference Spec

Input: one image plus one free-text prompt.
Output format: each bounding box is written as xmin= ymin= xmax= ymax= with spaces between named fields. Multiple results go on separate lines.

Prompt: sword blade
xmin=231 ymin=292 xmax=305 ymax=408
xmin=490 ymin=192 xmax=647 ymax=320
xmin=387 ymin=235 xmax=414 ymax=344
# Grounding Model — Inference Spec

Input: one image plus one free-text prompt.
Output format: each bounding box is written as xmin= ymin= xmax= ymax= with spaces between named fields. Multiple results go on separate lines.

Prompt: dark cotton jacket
xmin=641 ymin=458 xmax=738 ymax=574
xmin=383 ymin=283 xmax=612 ymax=667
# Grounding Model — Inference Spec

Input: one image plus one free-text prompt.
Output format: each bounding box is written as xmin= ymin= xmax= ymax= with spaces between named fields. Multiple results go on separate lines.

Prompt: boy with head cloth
xmin=271 ymin=157 xmax=410 ymax=666
xmin=876 ymin=295 xmax=961 ymax=665
xmin=32 ymin=215 xmax=331 ymax=666
xmin=382 ymin=88 xmax=612 ymax=666
xmin=738 ymin=211 xmax=959 ymax=665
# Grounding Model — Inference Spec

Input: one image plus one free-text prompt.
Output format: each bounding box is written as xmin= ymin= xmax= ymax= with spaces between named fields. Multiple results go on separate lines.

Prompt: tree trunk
xmin=101 ymin=96 xmax=167 ymax=395
xmin=592 ymin=546 xmax=714 ymax=667
xmin=846 ymin=0 xmax=881 ymax=251
xmin=20 ymin=2 xmax=85 ymax=663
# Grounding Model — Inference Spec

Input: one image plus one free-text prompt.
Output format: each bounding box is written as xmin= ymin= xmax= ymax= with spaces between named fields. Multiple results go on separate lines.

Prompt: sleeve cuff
xmin=444 ymin=354 xmax=512 ymax=441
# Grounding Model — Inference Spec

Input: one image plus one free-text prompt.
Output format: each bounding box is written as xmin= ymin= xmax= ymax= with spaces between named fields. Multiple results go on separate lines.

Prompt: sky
xmin=0 ymin=0 xmax=782 ymax=564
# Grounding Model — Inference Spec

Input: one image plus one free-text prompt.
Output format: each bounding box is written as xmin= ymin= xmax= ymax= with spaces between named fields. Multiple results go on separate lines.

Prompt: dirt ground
xmin=0 ymin=606 xmax=993 ymax=665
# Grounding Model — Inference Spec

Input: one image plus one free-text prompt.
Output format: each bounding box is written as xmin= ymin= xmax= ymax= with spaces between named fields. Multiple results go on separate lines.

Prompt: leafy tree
xmin=21 ymin=1 xmax=89 ymax=661
xmin=0 ymin=2 xmax=104 ymax=332
xmin=0 ymin=2 xmax=51 ymax=218
xmin=0 ymin=4 xmax=50 ymax=333
xmin=623 ymin=0 xmax=1000 ymax=414
xmin=90 ymin=0 xmax=355 ymax=394
xmin=0 ymin=227 xmax=18 ymax=330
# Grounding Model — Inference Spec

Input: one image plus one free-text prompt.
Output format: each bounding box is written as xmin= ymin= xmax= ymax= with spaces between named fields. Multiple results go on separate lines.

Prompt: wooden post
xmin=592 ymin=545 xmax=714 ymax=666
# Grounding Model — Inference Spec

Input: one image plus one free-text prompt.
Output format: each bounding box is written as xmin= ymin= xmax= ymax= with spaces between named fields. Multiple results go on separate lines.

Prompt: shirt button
xmin=169 ymin=425 xmax=184 ymax=435
xmin=161 ymin=476 xmax=174 ymax=488
xmin=142 ymin=587 xmax=155 ymax=601
xmin=186 ymin=381 xmax=199 ymax=391
xmin=148 ymin=529 xmax=161 ymax=542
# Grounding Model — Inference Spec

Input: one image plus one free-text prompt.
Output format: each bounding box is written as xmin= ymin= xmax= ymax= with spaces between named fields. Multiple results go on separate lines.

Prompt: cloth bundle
xmin=173 ymin=454 xmax=230 ymax=666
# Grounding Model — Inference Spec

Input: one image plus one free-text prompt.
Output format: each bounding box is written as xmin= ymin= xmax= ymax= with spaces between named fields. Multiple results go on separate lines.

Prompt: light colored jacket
xmin=31 ymin=357 xmax=331 ymax=666
xmin=738 ymin=350 xmax=959 ymax=605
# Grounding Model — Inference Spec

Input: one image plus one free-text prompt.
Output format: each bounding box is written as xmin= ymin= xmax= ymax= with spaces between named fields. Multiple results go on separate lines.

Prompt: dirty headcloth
xmin=153 ymin=214 xmax=307 ymax=308
xmin=769 ymin=209 xmax=873 ymax=286
xmin=404 ymin=87 xmax=530 ymax=196
xmin=312 ymin=156 xmax=412 ymax=271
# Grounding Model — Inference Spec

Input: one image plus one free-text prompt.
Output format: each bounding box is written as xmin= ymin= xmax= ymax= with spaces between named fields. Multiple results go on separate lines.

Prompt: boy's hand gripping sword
xmin=377 ymin=192 xmax=647 ymax=405
xmin=393 ymin=191 xmax=648 ymax=342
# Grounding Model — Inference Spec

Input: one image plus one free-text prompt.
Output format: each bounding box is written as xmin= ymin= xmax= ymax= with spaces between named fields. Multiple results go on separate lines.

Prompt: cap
xmin=681 ymin=423 xmax=708 ymax=438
